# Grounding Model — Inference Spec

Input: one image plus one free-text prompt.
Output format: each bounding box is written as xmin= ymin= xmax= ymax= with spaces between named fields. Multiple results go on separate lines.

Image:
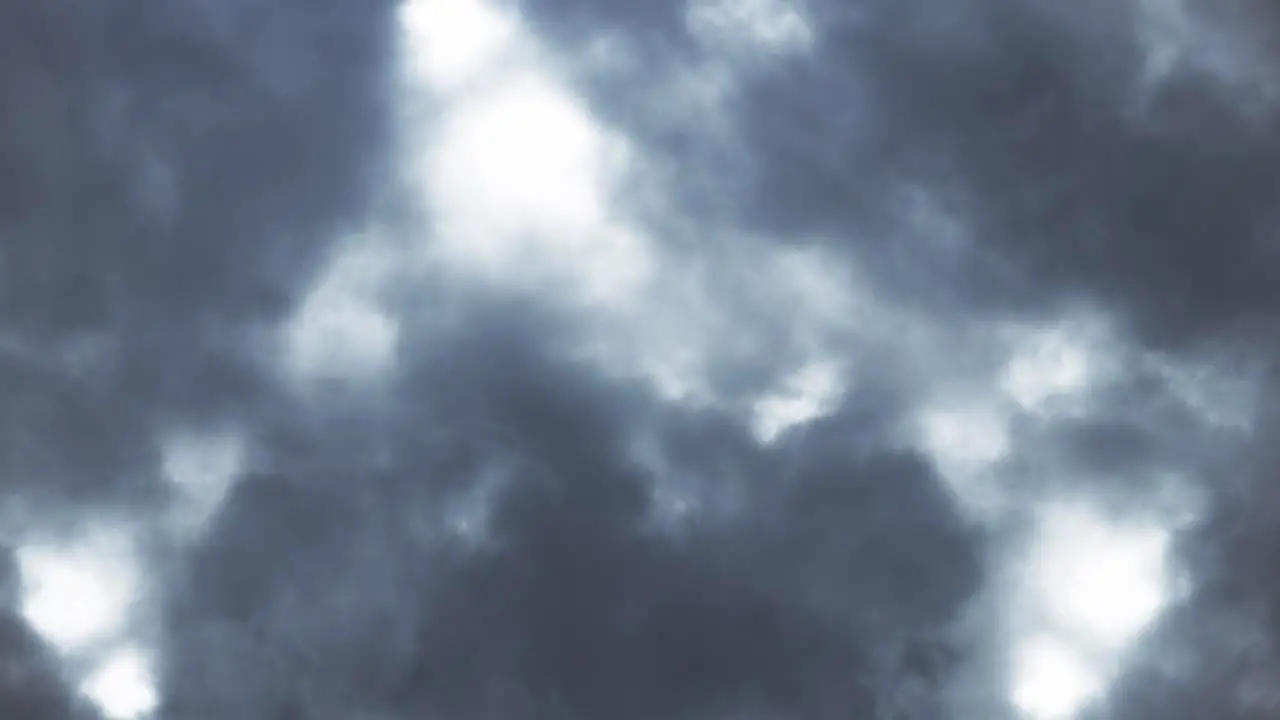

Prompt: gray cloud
xmin=4 ymin=0 xmax=1280 ymax=718
xmin=0 ymin=0 xmax=397 ymax=501
xmin=510 ymin=0 xmax=1280 ymax=714
xmin=1 ymin=0 xmax=396 ymax=715
xmin=158 ymin=316 xmax=981 ymax=718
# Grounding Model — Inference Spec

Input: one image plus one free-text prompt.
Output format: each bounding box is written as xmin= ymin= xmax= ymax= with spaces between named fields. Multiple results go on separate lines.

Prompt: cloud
xmin=81 ymin=645 xmax=158 ymax=720
xmin=4 ymin=0 xmax=1280 ymax=718
xmin=1 ymin=548 xmax=96 ymax=719
xmin=503 ymin=1 xmax=1280 ymax=715
xmin=158 ymin=324 xmax=980 ymax=718
xmin=15 ymin=527 xmax=142 ymax=655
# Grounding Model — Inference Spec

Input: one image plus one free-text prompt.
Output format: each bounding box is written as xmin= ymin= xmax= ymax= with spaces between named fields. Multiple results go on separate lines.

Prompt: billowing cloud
xmin=3 ymin=0 xmax=1279 ymax=718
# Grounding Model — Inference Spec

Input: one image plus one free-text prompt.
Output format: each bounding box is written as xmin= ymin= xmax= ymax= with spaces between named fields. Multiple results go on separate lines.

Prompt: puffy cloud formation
xmin=2 ymin=0 xmax=1279 ymax=718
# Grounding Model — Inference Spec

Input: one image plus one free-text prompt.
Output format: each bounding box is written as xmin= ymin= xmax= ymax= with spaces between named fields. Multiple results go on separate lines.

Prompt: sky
xmin=1 ymin=0 xmax=1279 ymax=718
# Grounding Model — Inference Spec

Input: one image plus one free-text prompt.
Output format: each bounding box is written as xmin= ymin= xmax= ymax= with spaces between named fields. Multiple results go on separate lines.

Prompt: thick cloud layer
xmin=161 ymin=325 xmax=979 ymax=719
xmin=0 ymin=0 xmax=396 ymax=505
xmin=2 ymin=0 xmax=1279 ymax=719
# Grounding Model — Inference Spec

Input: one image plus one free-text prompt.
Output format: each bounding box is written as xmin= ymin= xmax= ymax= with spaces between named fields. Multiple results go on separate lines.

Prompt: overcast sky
xmin=2 ymin=1 xmax=1279 ymax=718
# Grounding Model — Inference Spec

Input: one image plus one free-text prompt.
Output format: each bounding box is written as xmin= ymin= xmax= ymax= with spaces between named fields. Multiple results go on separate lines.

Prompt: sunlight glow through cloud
xmin=435 ymin=76 xmax=611 ymax=230
xmin=395 ymin=0 xmax=656 ymax=308
xmin=398 ymin=0 xmax=517 ymax=90
xmin=1031 ymin=504 xmax=1172 ymax=649
xmin=751 ymin=359 xmax=844 ymax=443
xmin=424 ymin=73 xmax=651 ymax=304
xmin=1012 ymin=635 xmax=1105 ymax=720
xmin=81 ymin=645 xmax=159 ymax=720
xmin=1010 ymin=502 xmax=1179 ymax=719
xmin=15 ymin=526 xmax=160 ymax=720
xmin=912 ymin=319 xmax=1184 ymax=720
xmin=16 ymin=529 xmax=140 ymax=654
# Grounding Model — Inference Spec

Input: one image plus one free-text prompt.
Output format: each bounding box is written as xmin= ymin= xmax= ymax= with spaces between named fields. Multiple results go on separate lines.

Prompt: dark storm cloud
xmin=160 ymin=318 xmax=982 ymax=719
xmin=7 ymin=0 xmax=1280 ymax=719
xmin=1 ymin=0 xmax=397 ymax=716
xmin=525 ymin=0 xmax=1280 ymax=349
xmin=0 ymin=0 xmax=397 ymax=501
xmin=781 ymin=0 xmax=1279 ymax=350
xmin=510 ymin=0 xmax=1280 ymax=715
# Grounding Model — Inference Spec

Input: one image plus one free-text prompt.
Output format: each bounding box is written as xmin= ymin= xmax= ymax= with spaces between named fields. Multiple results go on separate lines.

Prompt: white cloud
xmin=1000 ymin=326 xmax=1097 ymax=413
xmin=421 ymin=72 xmax=652 ymax=306
xmin=81 ymin=644 xmax=159 ymax=720
xmin=433 ymin=75 xmax=608 ymax=231
xmin=283 ymin=238 xmax=399 ymax=387
xmin=1011 ymin=635 xmax=1104 ymax=720
xmin=920 ymin=404 xmax=1010 ymax=472
xmin=395 ymin=0 xmax=655 ymax=310
xmin=1027 ymin=503 xmax=1173 ymax=650
xmin=686 ymin=0 xmax=815 ymax=54
xmin=398 ymin=0 xmax=518 ymax=91
xmin=918 ymin=403 xmax=1011 ymax=513
xmin=1007 ymin=501 xmax=1183 ymax=719
xmin=751 ymin=359 xmax=845 ymax=443
xmin=161 ymin=428 xmax=246 ymax=536
xmin=16 ymin=527 xmax=140 ymax=655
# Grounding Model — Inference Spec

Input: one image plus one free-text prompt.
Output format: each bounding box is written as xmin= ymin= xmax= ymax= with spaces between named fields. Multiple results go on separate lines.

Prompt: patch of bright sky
xmin=1028 ymin=503 xmax=1173 ymax=649
xmin=16 ymin=527 xmax=140 ymax=654
xmin=80 ymin=644 xmax=159 ymax=720
xmin=16 ymin=523 xmax=161 ymax=720
xmin=398 ymin=0 xmax=518 ymax=92
xmin=393 ymin=0 xmax=660 ymax=314
xmin=1008 ymin=501 xmax=1182 ymax=720
xmin=423 ymin=72 xmax=653 ymax=306
xmin=907 ymin=314 xmax=1194 ymax=719
xmin=752 ymin=359 xmax=845 ymax=443
xmin=1011 ymin=634 xmax=1105 ymax=720
xmin=275 ymin=0 xmax=527 ymax=392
